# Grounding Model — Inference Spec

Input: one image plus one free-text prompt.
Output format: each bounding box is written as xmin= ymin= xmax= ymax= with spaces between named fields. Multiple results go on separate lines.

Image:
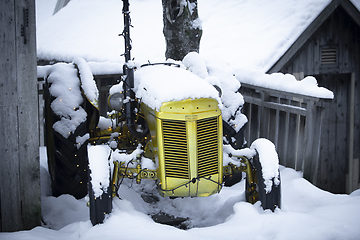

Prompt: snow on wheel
xmin=245 ymin=138 xmax=281 ymax=211
xmin=44 ymin=59 xmax=99 ymax=200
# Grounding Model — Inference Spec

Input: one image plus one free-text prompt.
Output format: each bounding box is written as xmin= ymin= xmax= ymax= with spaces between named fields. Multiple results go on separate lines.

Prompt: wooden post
xmin=0 ymin=0 xmax=40 ymax=232
xmin=347 ymin=72 xmax=356 ymax=193
xmin=282 ymin=99 xmax=290 ymax=167
xmin=303 ymin=100 xmax=317 ymax=182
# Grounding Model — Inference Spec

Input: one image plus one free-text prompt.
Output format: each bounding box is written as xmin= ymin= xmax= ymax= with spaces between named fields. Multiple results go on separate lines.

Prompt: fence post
xmin=303 ymin=100 xmax=316 ymax=181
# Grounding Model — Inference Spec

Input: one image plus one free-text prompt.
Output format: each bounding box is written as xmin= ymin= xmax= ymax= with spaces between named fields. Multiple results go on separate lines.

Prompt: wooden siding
xmin=0 ymin=0 xmax=40 ymax=232
xmin=275 ymin=5 xmax=360 ymax=193
xmin=278 ymin=6 xmax=360 ymax=75
xmin=314 ymin=73 xmax=350 ymax=193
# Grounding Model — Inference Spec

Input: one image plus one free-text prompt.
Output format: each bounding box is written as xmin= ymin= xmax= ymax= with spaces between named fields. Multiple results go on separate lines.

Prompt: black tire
xmin=44 ymin=80 xmax=89 ymax=199
xmin=44 ymin=62 xmax=111 ymax=225
xmin=88 ymin=166 xmax=112 ymax=225
xmin=245 ymin=154 xmax=281 ymax=211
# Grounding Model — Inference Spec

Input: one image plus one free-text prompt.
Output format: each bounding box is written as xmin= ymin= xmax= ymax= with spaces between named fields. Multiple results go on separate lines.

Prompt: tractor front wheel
xmin=245 ymin=154 xmax=281 ymax=211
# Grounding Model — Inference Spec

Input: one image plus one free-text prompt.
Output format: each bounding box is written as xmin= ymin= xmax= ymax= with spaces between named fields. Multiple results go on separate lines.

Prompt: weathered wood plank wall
xmin=0 ymin=0 xmax=40 ymax=232
xmin=276 ymin=6 xmax=360 ymax=193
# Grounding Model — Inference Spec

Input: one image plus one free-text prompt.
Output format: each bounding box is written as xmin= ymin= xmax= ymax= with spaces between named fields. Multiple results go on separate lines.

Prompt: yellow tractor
xmin=43 ymin=0 xmax=281 ymax=226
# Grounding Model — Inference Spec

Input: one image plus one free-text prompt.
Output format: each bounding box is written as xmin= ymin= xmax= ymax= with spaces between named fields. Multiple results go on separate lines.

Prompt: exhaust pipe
xmin=121 ymin=0 xmax=148 ymax=138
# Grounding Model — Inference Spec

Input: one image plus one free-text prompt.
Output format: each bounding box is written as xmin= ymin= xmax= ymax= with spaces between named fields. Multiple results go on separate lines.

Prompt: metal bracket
xmin=20 ymin=8 xmax=29 ymax=44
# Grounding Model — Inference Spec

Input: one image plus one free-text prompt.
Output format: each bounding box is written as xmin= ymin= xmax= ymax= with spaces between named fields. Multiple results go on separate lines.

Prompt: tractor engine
xmin=142 ymin=97 xmax=223 ymax=197
xmin=107 ymin=63 xmax=224 ymax=198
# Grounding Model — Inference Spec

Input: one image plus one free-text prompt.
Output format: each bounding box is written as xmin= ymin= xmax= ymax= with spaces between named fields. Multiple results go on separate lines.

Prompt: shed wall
xmin=278 ymin=6 xmax=360 ymax=193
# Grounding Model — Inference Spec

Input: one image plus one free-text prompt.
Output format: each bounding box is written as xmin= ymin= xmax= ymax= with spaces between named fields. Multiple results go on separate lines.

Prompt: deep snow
xmin=1 ymin=147 xmax=360 ymax=240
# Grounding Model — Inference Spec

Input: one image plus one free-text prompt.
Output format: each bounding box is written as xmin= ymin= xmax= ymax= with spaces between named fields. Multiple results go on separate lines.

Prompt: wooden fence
xmin=240 ymin=83 xmax=331 ymax=185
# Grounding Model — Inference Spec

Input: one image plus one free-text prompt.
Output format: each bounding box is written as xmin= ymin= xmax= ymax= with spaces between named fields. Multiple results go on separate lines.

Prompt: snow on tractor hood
xmin=134 ymin=64 xmax=222 ymax=111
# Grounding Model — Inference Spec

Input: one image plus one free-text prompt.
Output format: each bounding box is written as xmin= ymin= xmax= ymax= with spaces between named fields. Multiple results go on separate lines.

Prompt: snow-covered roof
xmin=36 ymin=0 xmax=360 ymax=71
xmin=35 ymin=0 xmax=360 ymax=72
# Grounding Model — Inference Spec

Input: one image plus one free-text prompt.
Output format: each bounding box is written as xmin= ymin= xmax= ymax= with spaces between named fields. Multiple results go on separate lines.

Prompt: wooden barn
xmin=266 ymin=0 xmax=360 ymax=194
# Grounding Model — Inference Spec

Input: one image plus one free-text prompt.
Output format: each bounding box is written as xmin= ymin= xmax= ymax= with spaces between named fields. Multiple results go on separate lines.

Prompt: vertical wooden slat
xmin=282 ymin=100 xmax=290 ymax=167
xmin=0 ymin=107 xmax=22 ymax=232
xmin=334 ymin=75 xmax=348 ymax=193
xmin=268 ymin=108 xmax=277 ymax=145
xmin=311 ymin=104 xmax=324 ymax=186
xmin=259 ymin=91 xmax=265 ymax=138
xmin=250 ymin=103 xmax=259 ymax=145
xmin=256 ymin=99 xmax=261 ymax=140
xmin=0 ymin=0 xmax=22 ymax=232
xmin=0 ymin=0 xmax=40 ymax=231
xmin=303 ymin=100 xmax=316 ymax=181
xmin=294 ymin=99 xmax=304 ymax=171
xmin=16 ymin=0 xmax=41 ymax=230
xmin=246 ymin=103 xmax=252 ymax=146
xmin=277 ymin=110 xmax=287 ymax=166
xmin=347 ymin=72 xmax=355 ymax=193
xmin=274 ymin=97 xmax=280 ymax=147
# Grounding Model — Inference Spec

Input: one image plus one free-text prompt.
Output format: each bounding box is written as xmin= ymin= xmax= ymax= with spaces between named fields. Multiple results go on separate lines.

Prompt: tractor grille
xmin=197 ymin=117 xmax=219 ymax=177
xmin=162 ymin=116 xmax=220 ymax=179
xmin=162 ymin=119 xmax=189 ymax=179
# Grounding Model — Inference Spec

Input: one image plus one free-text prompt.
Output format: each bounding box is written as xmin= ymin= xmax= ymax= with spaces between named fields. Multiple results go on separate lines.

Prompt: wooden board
xmin=0 ymin=0 xmax=40 ymax=232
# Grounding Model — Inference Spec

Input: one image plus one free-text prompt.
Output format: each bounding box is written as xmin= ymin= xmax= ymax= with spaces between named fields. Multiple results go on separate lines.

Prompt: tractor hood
xmin=134 ymin=65 xmax=222 ymax=111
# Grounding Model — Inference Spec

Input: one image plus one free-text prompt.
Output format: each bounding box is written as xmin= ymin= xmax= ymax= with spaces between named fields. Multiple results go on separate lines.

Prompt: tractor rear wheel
xmin=44 ymin=80 xmax=89 ymax=199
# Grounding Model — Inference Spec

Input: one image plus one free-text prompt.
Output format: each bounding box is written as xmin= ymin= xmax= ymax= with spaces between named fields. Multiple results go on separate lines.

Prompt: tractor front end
xmin=143 ymin=97 xmax=223 ymax=198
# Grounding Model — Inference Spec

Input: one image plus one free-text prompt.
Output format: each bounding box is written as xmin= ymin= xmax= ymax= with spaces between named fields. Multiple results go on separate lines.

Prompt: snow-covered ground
xmin=1 ymin=146 xmax=360 ymax=240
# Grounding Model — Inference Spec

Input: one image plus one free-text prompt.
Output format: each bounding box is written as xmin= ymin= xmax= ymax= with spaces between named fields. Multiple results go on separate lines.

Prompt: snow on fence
xmin=240 ymin=82 xmax=331 ymax=185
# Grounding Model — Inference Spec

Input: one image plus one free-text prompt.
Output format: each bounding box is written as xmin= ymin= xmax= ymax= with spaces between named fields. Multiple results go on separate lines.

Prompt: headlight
xmin=108 ymin=92 xmax=124 ymax=111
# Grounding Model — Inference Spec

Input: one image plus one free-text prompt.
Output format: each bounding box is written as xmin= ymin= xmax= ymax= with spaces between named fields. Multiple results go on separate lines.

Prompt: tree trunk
xmin=162 ymin=0 xmax=202 ymax=60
